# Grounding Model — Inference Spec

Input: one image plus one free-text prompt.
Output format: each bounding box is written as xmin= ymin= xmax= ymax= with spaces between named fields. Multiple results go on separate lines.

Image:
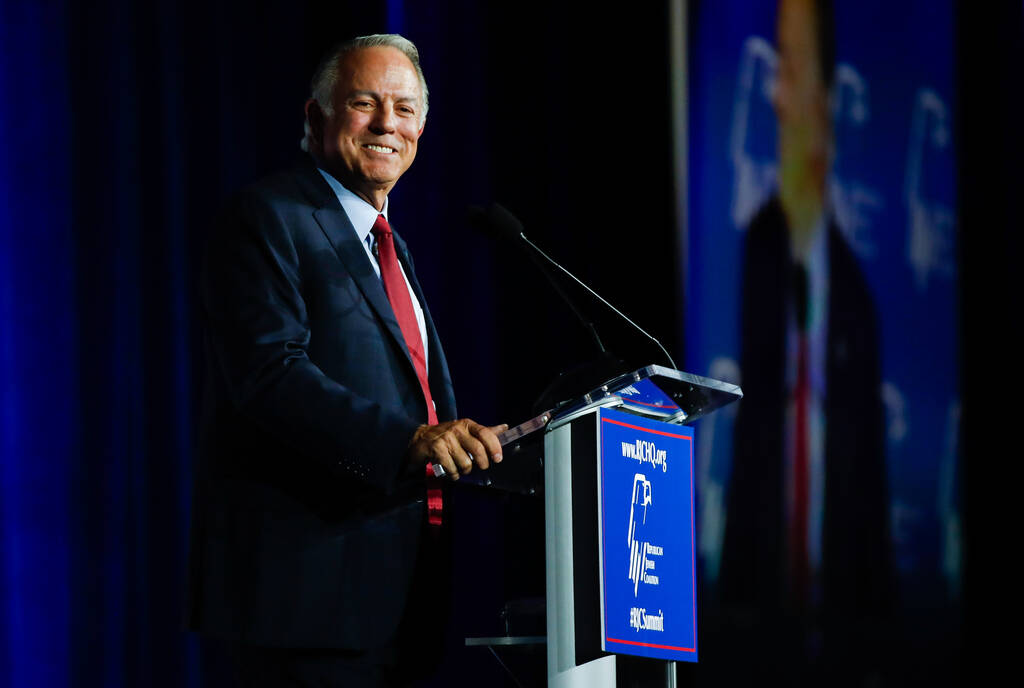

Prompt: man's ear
xmin=304 ymin=98 xmax=325 ymax=146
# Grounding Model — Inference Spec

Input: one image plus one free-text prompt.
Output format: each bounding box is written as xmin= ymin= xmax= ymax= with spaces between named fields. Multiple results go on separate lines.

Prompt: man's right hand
xmin=407 ymin=419 xmax=508 ymax=480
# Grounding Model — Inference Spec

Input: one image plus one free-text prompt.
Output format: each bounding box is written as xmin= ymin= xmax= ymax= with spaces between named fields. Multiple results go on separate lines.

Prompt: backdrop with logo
xmin=681 ymin=0 xmax=960 ymax=651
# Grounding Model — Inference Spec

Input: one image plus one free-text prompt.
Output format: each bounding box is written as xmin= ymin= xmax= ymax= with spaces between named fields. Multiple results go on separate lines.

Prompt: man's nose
xmin=369 ymin=105 xmax=397 ymax=134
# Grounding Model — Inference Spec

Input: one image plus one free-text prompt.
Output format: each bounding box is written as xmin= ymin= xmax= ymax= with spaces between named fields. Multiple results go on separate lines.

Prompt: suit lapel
xmin=312 ymin=205 xmax=418 ymax=382
xmin=300 ymin=163 xmax=455 ymax=421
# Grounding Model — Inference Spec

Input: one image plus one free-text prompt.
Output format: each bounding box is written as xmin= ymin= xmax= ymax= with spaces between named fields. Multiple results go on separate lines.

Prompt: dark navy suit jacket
xmin=185 ymin=162 xmax=457 ymax=649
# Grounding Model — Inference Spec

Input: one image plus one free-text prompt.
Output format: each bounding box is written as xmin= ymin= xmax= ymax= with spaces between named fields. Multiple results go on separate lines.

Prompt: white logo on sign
xmin=627 ymin=473 xmax=663 ymax=595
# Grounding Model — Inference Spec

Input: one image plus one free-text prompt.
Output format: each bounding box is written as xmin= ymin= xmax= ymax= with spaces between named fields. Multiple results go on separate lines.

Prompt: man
xmin=186 ymin=34 xmax=504 ymax=686
xmin=719 ymin=0 xmax=890 ymax=680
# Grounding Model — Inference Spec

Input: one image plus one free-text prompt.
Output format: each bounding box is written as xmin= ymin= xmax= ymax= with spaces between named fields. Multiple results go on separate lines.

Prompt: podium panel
xmin=545 ymin=405 xmax=696 ymax=687
xmin=596 ymin=408 xmax=697 ymax=663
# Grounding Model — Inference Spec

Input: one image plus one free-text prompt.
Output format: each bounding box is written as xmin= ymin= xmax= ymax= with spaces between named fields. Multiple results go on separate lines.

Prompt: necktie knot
xmin=371 ymin=214 xmax=391 ymax=240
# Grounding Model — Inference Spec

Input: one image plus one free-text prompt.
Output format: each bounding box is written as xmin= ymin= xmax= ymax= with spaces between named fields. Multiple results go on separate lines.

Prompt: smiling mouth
xmin=363 ymin=144 xmax=396 ymax=154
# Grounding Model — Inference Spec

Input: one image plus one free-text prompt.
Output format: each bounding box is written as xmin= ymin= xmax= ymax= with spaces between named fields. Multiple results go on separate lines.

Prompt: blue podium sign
xmin=597 ymin=407 xmax=697 ymax=662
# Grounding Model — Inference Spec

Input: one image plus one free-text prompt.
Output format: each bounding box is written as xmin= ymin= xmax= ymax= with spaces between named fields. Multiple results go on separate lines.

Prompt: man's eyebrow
xmin=349 ymin=90 xmax=381 ymax=100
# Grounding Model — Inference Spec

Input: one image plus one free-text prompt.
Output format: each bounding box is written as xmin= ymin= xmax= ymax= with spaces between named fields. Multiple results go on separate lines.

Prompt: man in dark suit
xmin=186 ymin=34 xmax=505 ymax=687
xmin=718 ymin=0 xmax=890 ymax=682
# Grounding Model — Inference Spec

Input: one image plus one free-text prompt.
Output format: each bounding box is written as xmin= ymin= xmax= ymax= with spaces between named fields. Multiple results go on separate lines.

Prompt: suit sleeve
xmin=202 ymin=190 xmax=421 ymax=495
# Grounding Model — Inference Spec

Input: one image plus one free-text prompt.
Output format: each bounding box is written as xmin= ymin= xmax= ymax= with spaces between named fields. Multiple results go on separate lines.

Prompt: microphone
xmin=468 ymin=204 xmax=607 ymax=355
xmin=467 ymin=203 xmax=677 ymax=371
xmin=466 ymin=203 xmax=521 ymax=244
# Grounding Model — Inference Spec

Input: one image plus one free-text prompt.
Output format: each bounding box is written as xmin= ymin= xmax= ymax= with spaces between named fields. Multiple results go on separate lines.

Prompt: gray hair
xmin=301 ymin=34 xmax=429 ymax=152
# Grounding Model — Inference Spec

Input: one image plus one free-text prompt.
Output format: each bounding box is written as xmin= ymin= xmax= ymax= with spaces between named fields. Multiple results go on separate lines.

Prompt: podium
xmin=463 ymin=365 xmax=742 ymax=687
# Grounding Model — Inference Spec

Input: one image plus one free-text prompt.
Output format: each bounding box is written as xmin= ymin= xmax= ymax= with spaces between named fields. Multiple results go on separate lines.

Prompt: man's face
xmin=316 ymin=46 xmax=424 ymax=208
xmin=774 ymin=0 xmax=830 ymax=237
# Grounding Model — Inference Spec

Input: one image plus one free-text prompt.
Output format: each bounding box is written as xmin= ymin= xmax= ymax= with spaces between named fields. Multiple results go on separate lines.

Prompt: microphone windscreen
xmin=485 ymin=203 xmax=525 ymax=243
xmin=466 ymin=203 xmax=525 ymax=244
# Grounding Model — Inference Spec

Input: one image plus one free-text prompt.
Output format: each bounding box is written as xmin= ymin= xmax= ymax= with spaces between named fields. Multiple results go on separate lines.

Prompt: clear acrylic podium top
xmin=459 ymin=365 xmax=742 ymax=495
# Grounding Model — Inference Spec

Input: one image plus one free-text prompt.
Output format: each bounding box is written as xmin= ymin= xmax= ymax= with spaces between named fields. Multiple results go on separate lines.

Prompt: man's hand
xmin=408 ymin=420 xmax=508 ymax=480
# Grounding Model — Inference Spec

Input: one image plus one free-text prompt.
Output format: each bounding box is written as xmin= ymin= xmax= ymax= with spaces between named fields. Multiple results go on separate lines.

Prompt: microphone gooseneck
xmin=469 ymin=203 xmax=677 ymax=370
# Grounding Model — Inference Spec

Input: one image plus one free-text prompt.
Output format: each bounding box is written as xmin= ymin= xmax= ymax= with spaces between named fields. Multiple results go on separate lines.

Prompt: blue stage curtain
xmin=2 ymin=2 xmax=75 ymax=686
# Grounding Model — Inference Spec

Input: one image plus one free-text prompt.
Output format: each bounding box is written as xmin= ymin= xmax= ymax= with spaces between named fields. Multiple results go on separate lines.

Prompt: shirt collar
xmin=317 ymin=168 xmax=389 ymax=245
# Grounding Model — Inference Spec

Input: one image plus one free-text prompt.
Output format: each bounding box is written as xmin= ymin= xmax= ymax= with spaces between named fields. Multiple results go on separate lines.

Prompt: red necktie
xmin=371 ymin=215 xmax=443 ymax=526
